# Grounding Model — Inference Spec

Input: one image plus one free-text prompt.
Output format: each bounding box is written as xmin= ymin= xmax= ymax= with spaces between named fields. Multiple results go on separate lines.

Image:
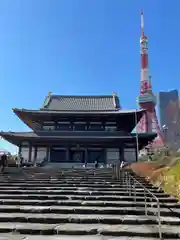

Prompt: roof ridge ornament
xmin=112 ymin=92 xmax=121 ymax=109
xmin=42 ymin=91 xmax=52 ymax=108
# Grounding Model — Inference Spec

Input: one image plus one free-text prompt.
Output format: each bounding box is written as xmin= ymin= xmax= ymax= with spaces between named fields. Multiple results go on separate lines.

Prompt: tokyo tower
xmin=136 ymin=10 xmax=164 ymax=148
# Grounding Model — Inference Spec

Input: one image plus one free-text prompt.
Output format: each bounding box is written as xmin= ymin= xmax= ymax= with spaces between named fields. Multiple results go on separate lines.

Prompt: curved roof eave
xmin=13 ymin=108 xmax=146 ymax=115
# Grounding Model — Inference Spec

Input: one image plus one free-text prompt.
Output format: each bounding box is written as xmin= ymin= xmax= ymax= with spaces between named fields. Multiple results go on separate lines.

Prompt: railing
xmin=37 ymin=130 xmax=130 ymax=137
xmin=112 ymin=165 xmax=162 ymax=240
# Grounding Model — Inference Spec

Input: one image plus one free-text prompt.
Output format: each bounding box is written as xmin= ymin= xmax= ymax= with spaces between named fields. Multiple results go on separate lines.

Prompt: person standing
xmin=1 ymin=153 xmax=7 ymax=173
xmin=20 ymin=155 xmax=23 ymax=167
xmin=15 ymin=155 xmax=21 ymax=168
xmin=95 ymin=156 xmax=100 ymax=169
xmin=120 ymin=159 xmax=125 ymax=168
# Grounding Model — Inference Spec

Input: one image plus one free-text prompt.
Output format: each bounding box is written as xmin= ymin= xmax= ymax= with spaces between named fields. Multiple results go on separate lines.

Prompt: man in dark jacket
xmin=1 ymin=153 xmax=7 ymax=172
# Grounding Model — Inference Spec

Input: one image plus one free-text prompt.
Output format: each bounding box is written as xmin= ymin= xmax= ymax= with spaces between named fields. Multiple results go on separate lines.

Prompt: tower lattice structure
xmin=136 ymin=11 xmax=164 ymax=148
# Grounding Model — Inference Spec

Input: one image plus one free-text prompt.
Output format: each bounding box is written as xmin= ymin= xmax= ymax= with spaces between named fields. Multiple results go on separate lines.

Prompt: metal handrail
xmin=126 ymin=172 xmax=162 ymax=239
xmin=112 ymin=165 xmax=162 ymax=240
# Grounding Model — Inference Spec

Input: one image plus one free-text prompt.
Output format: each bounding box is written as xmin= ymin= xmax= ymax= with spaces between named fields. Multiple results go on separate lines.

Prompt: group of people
xmin=94 ymin=156 xmax=125 ymax=169
xmin=0 ymin=153 xmax=24 ymax=173
xmin=0 ymin=153 xmax=126 ymax=172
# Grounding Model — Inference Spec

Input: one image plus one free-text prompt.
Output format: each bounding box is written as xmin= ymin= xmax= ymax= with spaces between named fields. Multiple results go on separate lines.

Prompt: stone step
xmin=0 ymin=194 xmax=176 ymax=202
xmin=0 ymin=184 xmax=156 ymax=190
xmin=0 ymin=176 xmax=153 ymax=181
xmin=0 ymin=185 xmax=158 ymax=191
xmin=1 ymin=172 xmax=111 ymax=174
xmin=26 ymin=175 xmax=117 ymax=178
xmin=55 ymin=173 xmax=126 ymax=174
xmin=8 ymin=178 xmax=152 ymax=182
xmin=0 ymin=177 xmax=132 ymax=180
xmin=0 ymin=175 xmax=129 ymax=179
xmin=0 ymin=186 xmax=163 ymax=192
xmin=0 ymin=189 xmax=169 ymax=197
xmin=0 ymin=174 xmax=148 ymax=177
xmin=0 ymin=234 xmax=175 ymax=240
xmin=23 ymin=168 xmax=114 ymax=171
xmin=21 ymin=170 xmax=128 ymax=173
xmin=0 ymin=181 xmax=155 ymax=188
xmin=0 ymin=222 xmax=178 ymax=238
xmin=64 ymin=172 xmax=114 ymax=173
xmin=0 ymin=179 xmax=145 ymax=182
xmin=26 ymin=170 xmax=124 ymax=173
xmin=30 ymin=175 xmax=118 ymax=177
xmin=25 ymin=176 xmax=119 ymax=179
xmin=0 ymin=168 xmax=178 ymax=239
xmin=1 ymin=171 xmax=112 ymax=174
xmin=29 ymin=177 xmax=117 ymax=179
xmin=0 ymin=178 xmax=148 ymax=182
xmin=0 ymin=182 xmax=155 ymax=187
xmin=0 ymin=205 xmax=179 ymax=217
xmin=0 ymin=213 xmax=178 ymax=225
xmin=0 ymin=199 xmax=178 ymax=208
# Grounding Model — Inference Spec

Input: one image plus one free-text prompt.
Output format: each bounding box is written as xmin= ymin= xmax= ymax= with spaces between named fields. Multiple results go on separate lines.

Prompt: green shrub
xmin=139 ymin=150 xmax=180 ymax=200
xmin=157 ymin=162 xmax=180 ymax=200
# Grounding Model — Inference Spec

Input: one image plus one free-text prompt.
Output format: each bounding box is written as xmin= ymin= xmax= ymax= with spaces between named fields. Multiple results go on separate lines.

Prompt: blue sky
xmin=0 ymin=0 xmax=180 ymax=153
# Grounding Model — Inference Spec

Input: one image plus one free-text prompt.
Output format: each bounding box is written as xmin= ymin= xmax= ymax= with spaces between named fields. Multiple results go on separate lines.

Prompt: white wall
xmin=106 ymin=148 xmax=119 ymax=164
xmin=124 ymin=148 xmax=136 ymax=162
xmin=21 ymin=147 xmax=29 ymax=162
xmin=36 ymin=147 xmax=47 ymax=163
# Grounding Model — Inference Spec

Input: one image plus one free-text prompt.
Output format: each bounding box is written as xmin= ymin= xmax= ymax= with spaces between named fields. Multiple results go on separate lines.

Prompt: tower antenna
xmin=141 ymin=10 xmax=144 ymax=37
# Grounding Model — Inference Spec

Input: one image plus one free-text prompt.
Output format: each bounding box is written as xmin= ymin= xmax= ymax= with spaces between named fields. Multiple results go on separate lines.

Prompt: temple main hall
xmin=0 ymin=92 xmax=156 ymax=167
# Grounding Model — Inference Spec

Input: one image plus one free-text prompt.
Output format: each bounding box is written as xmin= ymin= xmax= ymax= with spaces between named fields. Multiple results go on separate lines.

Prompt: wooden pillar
xmin=103 ymin=148 xmax=106 ymax=165
xmin=120 ymin=146 xmax=124 ymax=162
xmin=18 ymin=145 xmax=22 ymax=155
xmin=104 ymin=148 xmax=107 ymax=165
xmin=34 ymin=146 xmax=37 ymax=164
xmin=85 ymin=148 xmax=88 ymax=165
xmin=135 ymin=146 xmax=138 ymax=162
xmin=28 ymin=143 xmax=32 ymax=162
xmin=55 ymin=121 xmax=58 ymax=130
xmin=66 ymin=146 xmax=69 ymax=162
xmin=46 ymin=147 xmax=50 ymax=162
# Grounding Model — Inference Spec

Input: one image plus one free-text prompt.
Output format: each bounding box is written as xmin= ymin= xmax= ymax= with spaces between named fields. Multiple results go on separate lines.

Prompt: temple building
xmin=0 ymin=92 xmax=156 ymax=167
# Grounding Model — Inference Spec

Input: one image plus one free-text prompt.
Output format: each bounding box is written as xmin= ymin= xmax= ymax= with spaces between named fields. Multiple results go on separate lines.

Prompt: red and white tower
xmin=136 ymin=10 xmax=164 ymax=148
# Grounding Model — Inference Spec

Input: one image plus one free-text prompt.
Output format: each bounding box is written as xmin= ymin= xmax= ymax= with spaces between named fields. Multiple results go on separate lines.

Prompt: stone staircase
xmin=0 ymin=167 xmax=179 ymax=239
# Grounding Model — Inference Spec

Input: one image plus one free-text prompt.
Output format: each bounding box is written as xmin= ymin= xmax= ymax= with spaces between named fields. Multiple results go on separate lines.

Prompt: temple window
xmin=124 ymin=148 xmax=136 ymax=162
xmin=88 ymin=122 xmax=103 ymax=131
xmin=42 ymin=121 xmax=55 ymax=131
xmin=105 ymin=122 xmax=117 ymax=131
xmin=57 ymin=122 xmax=72 ymax=131
xmin=43 ymin=121 xmax=54 ymax=125
xmin=74 ymin=122 xmax=86 ymax=131
xmin=43 ymin=125 xmax=55 ymax=130
xmin=105 ymin=126 xmax=117 ymax=132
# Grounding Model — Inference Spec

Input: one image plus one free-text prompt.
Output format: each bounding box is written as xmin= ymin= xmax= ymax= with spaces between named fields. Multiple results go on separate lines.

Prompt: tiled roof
xmin=42 ymin=95 xmax=121 ymax=111
xmin=0 ymin=131 xmax=156 ymax=148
